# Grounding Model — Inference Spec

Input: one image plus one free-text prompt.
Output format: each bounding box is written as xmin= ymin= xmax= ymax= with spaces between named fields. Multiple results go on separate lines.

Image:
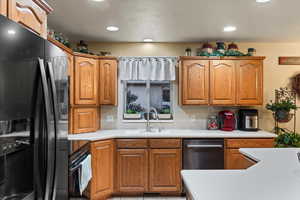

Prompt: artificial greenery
xmin=266 ymin=89 xmax=297 ymax=113
xmin=160 ymin=108 xmax=171 ymax=114
xmin=126 ymin=91 xmax=144 ymax=114
xmin=197 ymin=49 xmax=246 ymax=57
xmin=266 ymin=99 xmax=297 ymax=112
xmin=274 ymin=128 xmax=300 ymax=148
xmin=53 ymin=32 xmax=71 ymax=47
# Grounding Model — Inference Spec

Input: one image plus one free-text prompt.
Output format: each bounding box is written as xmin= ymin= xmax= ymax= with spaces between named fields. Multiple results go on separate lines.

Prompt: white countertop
xmin=181 ymin=148 xmax=300 ymax=200
xmin=68 ymin=129 xmax=276 ymax=141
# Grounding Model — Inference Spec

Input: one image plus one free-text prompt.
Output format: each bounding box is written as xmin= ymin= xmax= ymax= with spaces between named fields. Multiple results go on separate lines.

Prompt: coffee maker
xmin=238 ymin=109 xmax=259 ymax=131
xmin=218 ymin=110 xmax=235 ymax=131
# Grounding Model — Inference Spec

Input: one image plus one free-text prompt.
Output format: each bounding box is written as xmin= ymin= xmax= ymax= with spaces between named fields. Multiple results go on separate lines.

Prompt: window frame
xmin=122 ymin=80 xmax=174 ymax=123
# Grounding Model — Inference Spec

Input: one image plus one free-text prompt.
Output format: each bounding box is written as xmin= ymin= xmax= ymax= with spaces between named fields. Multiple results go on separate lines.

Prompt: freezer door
xmin=0 ymin=15 xmax=46 ymax=200
xmin=45 ymin=41 xmax=69 ymax=200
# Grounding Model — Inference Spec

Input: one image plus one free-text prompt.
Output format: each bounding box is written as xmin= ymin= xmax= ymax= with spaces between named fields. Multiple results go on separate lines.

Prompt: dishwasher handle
xmin=186 ymin=144 xmax=223 ymax=149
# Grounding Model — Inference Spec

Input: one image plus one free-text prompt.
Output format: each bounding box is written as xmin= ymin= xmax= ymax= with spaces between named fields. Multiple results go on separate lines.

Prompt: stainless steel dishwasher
xmin=183 ymin=139 xmax=224 ymax=169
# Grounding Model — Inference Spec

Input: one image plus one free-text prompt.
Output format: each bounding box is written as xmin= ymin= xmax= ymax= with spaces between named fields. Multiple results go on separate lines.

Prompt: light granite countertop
xmin=68 ymin=129 xmax=276 ymax=141
xmin=181 ymin=148 xmax=300 ymax=200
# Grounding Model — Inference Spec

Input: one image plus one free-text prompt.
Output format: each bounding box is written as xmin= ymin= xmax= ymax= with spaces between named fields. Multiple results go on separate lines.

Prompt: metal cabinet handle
xmin=186 ymin=144 xmax=223 ymax=148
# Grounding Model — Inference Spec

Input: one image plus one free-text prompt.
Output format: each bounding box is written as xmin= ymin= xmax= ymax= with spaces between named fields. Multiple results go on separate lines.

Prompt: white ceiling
xmin=47 ymin=0 xmax=300 ymax=42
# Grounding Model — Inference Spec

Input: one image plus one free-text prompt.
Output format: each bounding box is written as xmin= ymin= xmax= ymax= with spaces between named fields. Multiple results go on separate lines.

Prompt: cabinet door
xmin=74 ymin=57 xmax=98 ymax=105
xmin=225 ymin=149 xmax=256 ymax=170
xmin=181 ymin=60 xmax=209 ymax=105
xmin=236 ymin=60 xmax=263 ymax=105
xmin=117 ymin=149 xmax=148 ymax=193
xmin=8 ymin=0 xmax=47 ymax=38
xmin=91 ymin=140 xmax=114 ymax=200
xmin=0 ymin=0 xmax=7 ymax=16
xmin=72 ymin=107 xmax=100 ymax=134
xmin=99 ymin=59 xmax=117 ymax=105
xmin=149 ymin=149 xmax=181 ymax=192
xmin=210 ymin=60 xmax=236 ymax=105
xmin=67 ymin=52 xmax=74 ymax=106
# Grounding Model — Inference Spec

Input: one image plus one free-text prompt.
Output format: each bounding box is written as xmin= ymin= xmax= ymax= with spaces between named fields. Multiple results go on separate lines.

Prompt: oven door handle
xmin=186 ymin=144 xmax=223 ymax=148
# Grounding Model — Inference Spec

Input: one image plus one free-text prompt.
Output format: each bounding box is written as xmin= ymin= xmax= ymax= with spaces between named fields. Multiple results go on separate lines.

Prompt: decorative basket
xmin=273 ymin=111 xmax=294 ymax=123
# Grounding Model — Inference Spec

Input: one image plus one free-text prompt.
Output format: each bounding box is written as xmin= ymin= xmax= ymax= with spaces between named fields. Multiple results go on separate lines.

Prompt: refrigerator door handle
xmin=38 ymin=58 xmax=55 ymax=200
xmin=46 ymin=61 xmax=59 ymax=199
xmin=47 ymin=61 xmax=59 ymax=124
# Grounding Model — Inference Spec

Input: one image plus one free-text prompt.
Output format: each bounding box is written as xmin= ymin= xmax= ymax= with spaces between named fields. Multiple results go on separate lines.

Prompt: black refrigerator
xmin=0 ymin=15 xmax=68 ymax=200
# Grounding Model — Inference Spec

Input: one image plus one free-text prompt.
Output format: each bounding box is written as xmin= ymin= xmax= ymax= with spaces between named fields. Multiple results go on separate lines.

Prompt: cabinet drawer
xmin=226 ymin=139 xmax=274 ymax=148
xmin=149 ymin=139 xmax=181 ymax=149
xmin=116 ymin=139 xmax=148 ymax=149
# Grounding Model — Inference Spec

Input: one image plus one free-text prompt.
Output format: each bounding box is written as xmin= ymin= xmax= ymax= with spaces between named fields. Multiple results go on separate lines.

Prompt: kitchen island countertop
xmin=181 ymin=148 xmax=300 ymax=200
xmin=68 ymin=129 xmax=276 ymax=141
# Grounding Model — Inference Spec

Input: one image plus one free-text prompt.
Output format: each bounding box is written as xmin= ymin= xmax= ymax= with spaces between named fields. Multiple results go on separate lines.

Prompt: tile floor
xmin=108 ymin=197 xmax=186 ymax=200
xmin=71 ymin=197 xmax=186 ymax=200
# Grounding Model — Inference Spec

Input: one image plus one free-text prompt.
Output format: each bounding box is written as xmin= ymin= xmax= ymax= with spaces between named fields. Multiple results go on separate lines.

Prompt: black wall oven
xmin=0 ymin=15 xmax=68 ymax=200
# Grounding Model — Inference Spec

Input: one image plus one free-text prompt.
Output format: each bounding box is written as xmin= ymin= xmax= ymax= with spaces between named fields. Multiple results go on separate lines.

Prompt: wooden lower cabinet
xmin=91 ymin=140 xmax=115 ymax=200
xmin=72 ymin=107 xmax=100 ymax=134
xmin=225 ymin=138 xmax=274 ymax=169
xmin=116 ymin=139 xmax=182 ymax=194
xmin=149 ymin=149 xmax=181 ymax=192
xmin=225 ymin=149 xmax=256 ymax=169
xmin=117 ymin=149 xmax=148 ymax=193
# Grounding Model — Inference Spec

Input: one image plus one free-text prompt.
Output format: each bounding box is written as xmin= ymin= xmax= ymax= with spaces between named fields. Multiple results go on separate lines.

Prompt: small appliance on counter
xmin=218 ymin=111 xmax=235 ymax=131
xmin=238 ymin=109 xmax=259 ymax=131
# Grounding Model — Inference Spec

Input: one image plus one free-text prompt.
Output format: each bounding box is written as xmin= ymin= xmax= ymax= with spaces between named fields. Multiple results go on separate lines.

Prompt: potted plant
xmin=274 ymin=128 xmax=300 ymax=148
xmin=266 ymin=89 xmax=297 ymax=123
xmin=124 ymin=91 xmax=144 ymax=119
xmin=158 ymin=106 xmax=172 ymax=120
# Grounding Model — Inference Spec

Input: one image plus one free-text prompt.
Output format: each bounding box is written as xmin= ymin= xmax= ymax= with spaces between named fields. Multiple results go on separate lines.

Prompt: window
xmin=123 ymin=80 xmax=173 ymax=121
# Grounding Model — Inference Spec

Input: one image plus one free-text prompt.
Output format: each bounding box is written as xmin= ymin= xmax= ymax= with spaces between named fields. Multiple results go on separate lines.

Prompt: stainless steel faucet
xmin=146 ymin=107 xmax=161 ymax=132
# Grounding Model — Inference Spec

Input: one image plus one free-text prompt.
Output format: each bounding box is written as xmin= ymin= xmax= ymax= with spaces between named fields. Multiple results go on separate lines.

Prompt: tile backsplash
xmin=100 ymin=81 xmax=266 ymax=130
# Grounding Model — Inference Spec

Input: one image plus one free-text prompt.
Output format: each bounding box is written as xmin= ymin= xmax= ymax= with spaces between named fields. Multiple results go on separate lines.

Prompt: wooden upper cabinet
xmin=67 ymin=52 xmax=74 ymax=106
xmin=99 ymin=59 xmax=118 ymax=105
xmin=74 ymin=56 xmax=99 ymax=105
xmin=117 ymin=149 xmax=148 ymax=193
xmin=0 ymin=0 xmax=7 ymax=16
xmin=72 ymin=107 xmax=100 ymax=134
xmin=181 ymin=60 xmax=209 ymax=105
xmin=149 ymin=149 xmax=181 ymax=192
xmin=91 ymin=140 xmax=114 ymax=200
xmin=236 ymin=60 xmax=263 ymax=105
xmin=8 ymin=0 xmax=49 ymax=38
xmin=210 ymin=60 xmax=236 ymax=105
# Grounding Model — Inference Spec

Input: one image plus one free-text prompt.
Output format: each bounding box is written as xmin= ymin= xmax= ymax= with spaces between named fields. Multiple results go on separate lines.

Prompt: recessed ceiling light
xmin=106 ymin=26 xmax=119 ymax=32
xmin=143 ymin=38 xmax=153 ymax=42
xmin=7 ymin=29 xmax=16 ymax=35
xmin=223 ymin=26 xmax=237 ymax=32
xmin=92 ymin=0 xmax=105 ymax=2
xmin=256 ymin=0 xmax=271 ymax=3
